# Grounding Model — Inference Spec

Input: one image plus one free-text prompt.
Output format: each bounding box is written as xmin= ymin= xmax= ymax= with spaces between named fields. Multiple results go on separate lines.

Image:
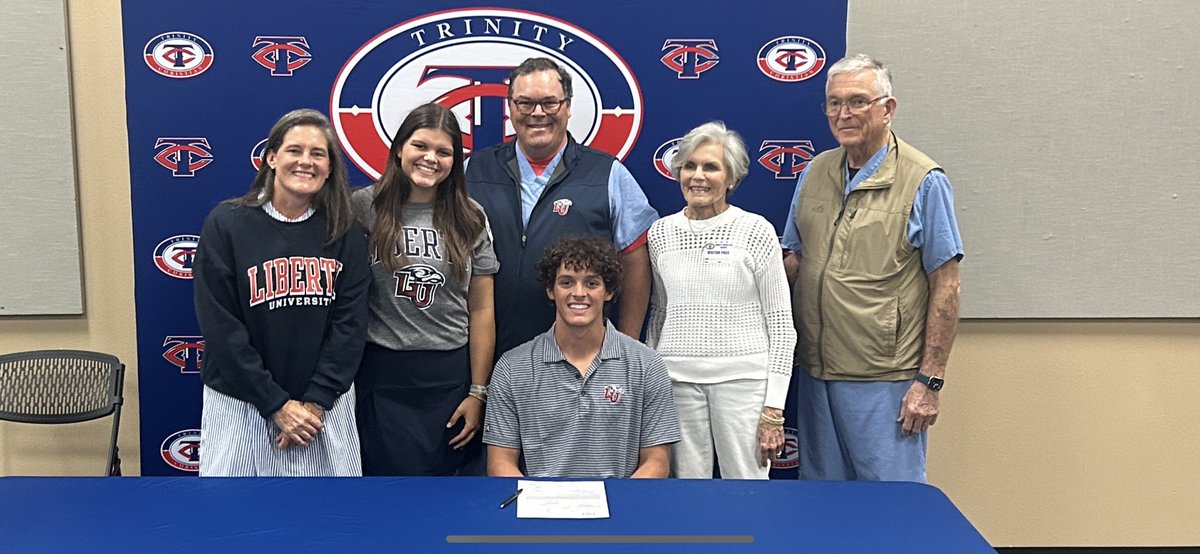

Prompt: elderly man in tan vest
xmin=781 ymin=54 xmax=963 ymax=482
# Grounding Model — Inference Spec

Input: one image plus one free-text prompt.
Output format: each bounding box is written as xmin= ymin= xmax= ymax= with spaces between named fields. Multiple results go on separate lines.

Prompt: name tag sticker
xmin=702 ymin=242 xmax=737 ymax=263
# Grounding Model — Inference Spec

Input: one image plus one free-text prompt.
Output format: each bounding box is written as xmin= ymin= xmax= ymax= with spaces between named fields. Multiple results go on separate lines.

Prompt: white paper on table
xmin=515 ymin=480 xmax=610 ymax=519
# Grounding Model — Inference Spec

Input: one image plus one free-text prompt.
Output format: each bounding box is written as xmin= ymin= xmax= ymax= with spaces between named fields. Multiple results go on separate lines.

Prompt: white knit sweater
xmin=646 ymin=205 xmax=796 ymax=408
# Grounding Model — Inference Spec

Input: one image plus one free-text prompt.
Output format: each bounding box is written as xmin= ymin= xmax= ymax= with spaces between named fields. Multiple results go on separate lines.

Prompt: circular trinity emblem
xmin=756 ymin=36 xmax=826 ymax=83
xmin=331 ymin=8 xmax=643 ymax=179
xmin=143 ymin=31 xmax=214 ymax=79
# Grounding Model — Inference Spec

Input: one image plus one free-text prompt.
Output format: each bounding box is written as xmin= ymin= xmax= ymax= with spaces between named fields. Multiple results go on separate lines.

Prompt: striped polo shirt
xmin=483 ymin=321 xmax=681 ymax=478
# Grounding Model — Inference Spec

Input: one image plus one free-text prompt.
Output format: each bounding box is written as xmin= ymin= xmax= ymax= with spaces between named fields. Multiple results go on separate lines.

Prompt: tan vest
xmin=793 ymin=133 xmax=940 ymax=381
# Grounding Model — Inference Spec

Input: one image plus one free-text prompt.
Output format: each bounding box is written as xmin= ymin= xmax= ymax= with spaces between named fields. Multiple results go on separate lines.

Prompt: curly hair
xmin=536 ymin=235 xmax=623 ymax=305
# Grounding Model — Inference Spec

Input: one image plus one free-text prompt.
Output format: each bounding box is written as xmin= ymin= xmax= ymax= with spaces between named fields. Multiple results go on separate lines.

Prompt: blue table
xmin=0 ymin=477 xmax=992 ymax=552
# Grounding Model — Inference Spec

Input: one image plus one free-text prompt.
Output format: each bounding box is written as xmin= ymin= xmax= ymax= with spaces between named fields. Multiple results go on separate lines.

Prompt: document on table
xmin=515 ymin=480 xmax=610 ymax=519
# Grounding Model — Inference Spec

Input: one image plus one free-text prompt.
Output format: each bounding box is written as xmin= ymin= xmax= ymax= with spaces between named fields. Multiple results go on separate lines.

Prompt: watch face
xmin=927 ymin=377 xmax=944 ymax=391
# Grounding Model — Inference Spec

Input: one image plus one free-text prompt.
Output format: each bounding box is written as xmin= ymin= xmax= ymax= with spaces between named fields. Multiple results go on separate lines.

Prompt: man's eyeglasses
xmin=510 ymin=97 xmax=568 ymax=115
xmin=822 ymin=95 xmax=888 ymax=116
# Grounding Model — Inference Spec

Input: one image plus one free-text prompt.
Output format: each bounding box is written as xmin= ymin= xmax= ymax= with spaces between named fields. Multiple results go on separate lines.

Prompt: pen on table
xmin=498 ymin=488 xmax=523 ymax=509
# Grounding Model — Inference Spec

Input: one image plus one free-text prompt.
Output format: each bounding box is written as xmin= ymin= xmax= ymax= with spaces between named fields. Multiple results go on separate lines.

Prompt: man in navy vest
xmin=466 ymin=57 xmax=658 ymax=359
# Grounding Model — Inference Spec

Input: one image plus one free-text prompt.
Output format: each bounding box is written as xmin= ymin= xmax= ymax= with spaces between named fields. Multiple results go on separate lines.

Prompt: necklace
xmin=684 ymin=205 xmax=728 ymax=234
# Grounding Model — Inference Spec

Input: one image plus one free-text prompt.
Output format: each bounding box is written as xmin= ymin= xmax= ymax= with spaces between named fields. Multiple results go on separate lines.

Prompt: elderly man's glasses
xmin=822 ymin=95 xmax=888 ymax=116
xmin=510 ymin=97 xmax=568 ymax=115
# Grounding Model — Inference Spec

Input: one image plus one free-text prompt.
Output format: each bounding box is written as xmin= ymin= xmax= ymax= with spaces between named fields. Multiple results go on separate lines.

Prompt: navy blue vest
xmin=466 ymin=138 xmax=613 ymax=357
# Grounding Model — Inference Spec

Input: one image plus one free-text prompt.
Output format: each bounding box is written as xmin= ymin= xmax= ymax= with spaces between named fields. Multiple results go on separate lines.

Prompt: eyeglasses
xmin=822 ymin=95 xmax=888 ymax=116
xmin=510 ymin=97 xmax=568 ymax=115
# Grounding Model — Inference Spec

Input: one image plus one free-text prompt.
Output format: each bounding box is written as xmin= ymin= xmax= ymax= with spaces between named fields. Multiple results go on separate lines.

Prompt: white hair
xmin=669 ymin=121 xmax=750 ymax=192
xmin=826 ymin=53 xmax=893 ymax=98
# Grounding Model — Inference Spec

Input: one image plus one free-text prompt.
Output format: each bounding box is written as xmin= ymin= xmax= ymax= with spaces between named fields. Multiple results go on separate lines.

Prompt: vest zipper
xmin=816 ymin=198 xmax=848 ymax=373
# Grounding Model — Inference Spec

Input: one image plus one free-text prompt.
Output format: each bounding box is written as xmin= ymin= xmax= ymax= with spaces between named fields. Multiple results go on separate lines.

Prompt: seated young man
xmin=483 ymin=236 xmax=680 ymax=478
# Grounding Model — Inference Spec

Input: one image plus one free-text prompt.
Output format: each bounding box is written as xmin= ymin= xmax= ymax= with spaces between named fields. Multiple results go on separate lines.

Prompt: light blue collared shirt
xmin=512 ymin=147 xmax=656 ymax=252
xmin=781 ymin=143 xmax=964 ymax=274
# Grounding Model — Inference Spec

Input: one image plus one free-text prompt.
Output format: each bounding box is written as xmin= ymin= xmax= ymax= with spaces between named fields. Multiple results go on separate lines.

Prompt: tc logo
xmin=771 ymin=426 xmax=800 ymax=470
xmin=332 ymin=8 xmax=643 ymax=179
xmin=394 ymin=264 xmax=445 ymax=310
xmin=160 ymin=429 xmax=201 ymax=472
xmin=653 ymin=138 xmax=683 ymax=180
xmin=162 ymin=336 xmax=204 ymax=374
xmin=660 ymin=39 xmax=719 ymax=79
xmin=143 ymin=32 xmax=214 ymax=79
xmin=252 ymin=36 xmax=312 ymax=77
xmin=154 ymin=137 xmax=213 ymax=177
xmin=552 ymin=198 xmax=573 ymax=216
xmin=250 ymin=138 xmax=268 ymax=171
xmin=758 ymin=140 xmax=815 ymax=180
xmin=153 ymin=235 xmax=200 ymax=279
xmin=756 ymin=36 xmax=826 ymax=82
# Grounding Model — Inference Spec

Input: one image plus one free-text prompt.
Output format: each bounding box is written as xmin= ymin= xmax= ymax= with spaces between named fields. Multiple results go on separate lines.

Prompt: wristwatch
xmin=914 ymin=373 xmax=945 ymax=391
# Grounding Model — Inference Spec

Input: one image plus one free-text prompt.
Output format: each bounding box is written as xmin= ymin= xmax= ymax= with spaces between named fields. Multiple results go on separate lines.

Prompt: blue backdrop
xmin=123 ymin=0 xmax=847 ymax=475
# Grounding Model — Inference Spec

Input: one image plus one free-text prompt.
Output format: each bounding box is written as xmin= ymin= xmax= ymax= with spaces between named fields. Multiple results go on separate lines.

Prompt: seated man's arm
xmin=631 ymin=444 xmax=670 ymax=478
xmin=487 ymin=445 xmax=525 ymax=477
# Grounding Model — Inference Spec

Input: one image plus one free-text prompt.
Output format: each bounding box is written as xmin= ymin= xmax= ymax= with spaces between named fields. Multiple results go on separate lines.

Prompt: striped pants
xmin=200 ymin=385 xmax=362 ymax=476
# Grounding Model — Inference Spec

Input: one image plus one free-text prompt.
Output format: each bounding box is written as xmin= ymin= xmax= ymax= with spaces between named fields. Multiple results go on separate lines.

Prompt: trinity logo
xmin=153 ymin=235 xmax=199 ymax=279
xmin=143 ymin=32 xmax=214 ymax=79
xmin=660 ymin=39 xmax=719 ymax=79
xmin=252 ymin=36 xmax=312 ymax=77
xmin=552 ymin=198 xmax=573 ymax=216
xmin=162 ymin=336 xmax=204 ymax=374
xmin=653 ymin=138 xmax=683 ymax=180
xmin=756 ymin=36 xmax=826 ymax=82
xmin=772 ymin=426 xmax=800 ymax=470
xmin=758 ymin=140 xmax=816 ymax=180
xmin=154 ymin=137 xmax=213 ymax=177
xmin=250 ymin=138 xmax=269 ymax=171
xmin=331 ymin=8 xmax=643 ymax=178
xmin=160 ymin=429 xmax=201 ymax=472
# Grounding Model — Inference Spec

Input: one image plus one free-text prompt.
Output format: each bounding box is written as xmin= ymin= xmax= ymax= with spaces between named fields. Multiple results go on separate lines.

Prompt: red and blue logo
xmin=660 ymin=39 xmax=719 ymax=79
xmin=162 ymin=336 xmax=204 ymax=374
xmin=250 ymin=138 xmax=269 ymax=171
xmin=143 ymin=32 xmax=214 ymax=79
xmin=154 ymin=137 xmax=213 ymax=177
xmin=756 ymin=36 xmax=825 ymax=83
xmin=652 ymin=137 xmax=682 ymax=180
xmin=153 ymin=234 xmax=199 ymax=279
xmin=252 ymin=36 xmax=312 ymax=77
xmin=758 ymin=139 xmax=815 ymax=180
xmin=160 ymin=429 xmax=201 ymax=472
xmin=772 ymin=426 xmax=799 ymax=470
xmin=331 ymin=8 xmax=643 ymax=179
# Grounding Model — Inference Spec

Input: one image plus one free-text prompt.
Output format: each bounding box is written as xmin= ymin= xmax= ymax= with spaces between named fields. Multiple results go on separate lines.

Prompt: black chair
xmin=0 ymin=350 xmax=125 ymax=476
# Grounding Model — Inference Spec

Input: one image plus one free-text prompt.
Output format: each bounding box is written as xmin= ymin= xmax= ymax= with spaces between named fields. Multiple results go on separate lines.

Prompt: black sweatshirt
xmin=193 ymin=203 xmax=369 ymax=419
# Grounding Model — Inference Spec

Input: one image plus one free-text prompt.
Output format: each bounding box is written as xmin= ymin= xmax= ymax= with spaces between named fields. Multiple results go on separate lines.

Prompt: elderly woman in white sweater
xmin=646 ymin=121 xmax=796 ymax=479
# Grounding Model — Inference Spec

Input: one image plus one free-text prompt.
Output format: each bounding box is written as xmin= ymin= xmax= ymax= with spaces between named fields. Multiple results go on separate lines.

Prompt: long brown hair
xmin=227 ymin=108 xmax=353 ymax=244
xmin=370 ymin=103 xmax=484 ymax=283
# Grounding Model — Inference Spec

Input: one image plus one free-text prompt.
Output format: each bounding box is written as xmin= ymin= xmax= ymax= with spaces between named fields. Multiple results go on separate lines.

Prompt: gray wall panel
xmin=848 ymin=0 xmax=1199 ymax=317
xmin=0 ymin=0 xmax=83 ymax=315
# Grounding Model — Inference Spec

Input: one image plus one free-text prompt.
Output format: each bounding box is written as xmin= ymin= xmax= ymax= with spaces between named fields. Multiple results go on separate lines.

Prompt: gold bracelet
xmin=467 ymin=392 xmax=487 ymax=404
xmin=760 ymin=412 xmax=785 ymax=426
